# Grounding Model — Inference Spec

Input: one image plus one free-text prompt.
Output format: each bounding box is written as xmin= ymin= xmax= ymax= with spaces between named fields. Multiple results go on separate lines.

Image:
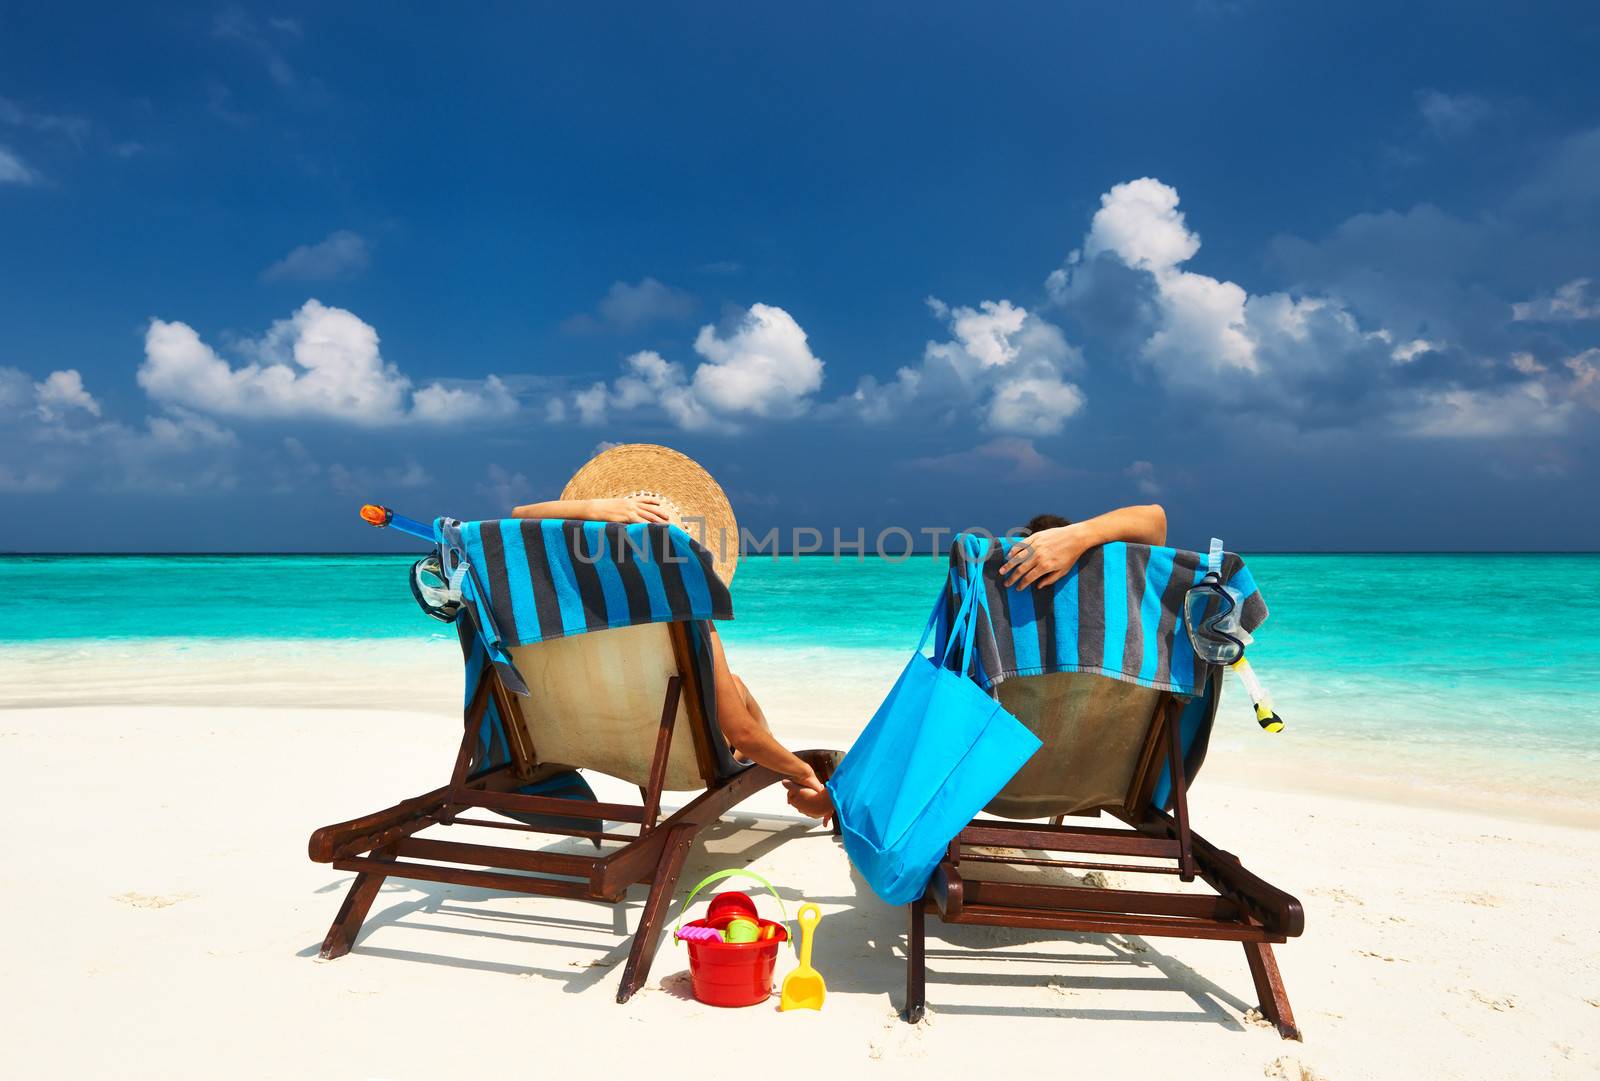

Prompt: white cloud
xmin=141 ymin=300 xmax=410 ymax=423
xmin=138 ymin=299 xmax=519 ymax=426
xmin=837 ymin=297 xmax=1084 ymax=437
xmin=1040 ymin=176 xmax=1600 ymax=441
xmin=1048 ymin=177 xmax=1438 ymax=416
xmin=1 ymin=367 xmax=238 ymax=493
xmin=1404 ymin=383 xmax=1572 ymax=438
xmin=618 ymin=349 xmax=718 ymax=430
xmin=0 ymin=144 xmax=39 ymax=184
xmin=1513 ymin=278 xmax=1600 ymax=322
xmin=1082 ymin=177 xmax=1201 ymax=273
xmin=261 ymin=230 xmax=370 ymax=282
xmin=986 ymin=373 xmax=1084 ymax=435
xmin=1390 ymin=338 xmax=1439 ymax=363
xmin=33 ymin=369 xmax=100 ymax=421
xmin=572 ymin=303 xmax=823 ymax=432
xmin=411 ymin=375 xmax=518 ymax=423
xmin=1053 ymin=178 xmax=1259 ymax=378
xmin=690 ymin=303 xmax=823 ymax=417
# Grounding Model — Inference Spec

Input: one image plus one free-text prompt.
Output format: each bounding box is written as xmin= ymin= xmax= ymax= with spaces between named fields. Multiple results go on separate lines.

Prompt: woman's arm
xmin=705 ymin=629 xmax=831 ymax=819
xmin=511 ymin=496 xmax=671 ymax=524
xmin=1001 ymin=504 xmax=1167 ymax=590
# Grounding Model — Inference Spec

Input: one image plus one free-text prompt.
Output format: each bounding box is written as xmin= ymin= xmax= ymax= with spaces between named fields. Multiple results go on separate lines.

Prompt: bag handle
xmin=673 ymin=868 xmax=794 ymax=950
xmin=915 ymin=536 xmax=990 ymax=676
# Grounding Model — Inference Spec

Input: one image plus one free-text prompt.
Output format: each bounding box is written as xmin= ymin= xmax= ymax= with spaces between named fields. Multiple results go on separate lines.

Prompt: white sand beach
xmin=3 ymin=671 xmax=1598 ymax=1080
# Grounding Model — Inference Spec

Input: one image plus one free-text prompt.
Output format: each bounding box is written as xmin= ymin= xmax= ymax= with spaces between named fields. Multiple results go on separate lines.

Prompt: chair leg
xmin=615 ymin=826 xmax=695 ymax=1004
xmin=319 ymin=858 xmax=392 ymax=960
xmin=904 ymin=901 xmax=927 ymax=1023
xmin=1242 ymin=942 xmax=1300 ymax=1040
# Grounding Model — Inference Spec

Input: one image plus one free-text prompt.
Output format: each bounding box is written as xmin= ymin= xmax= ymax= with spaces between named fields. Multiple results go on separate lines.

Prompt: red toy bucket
xmin=674 ymin=870 xmax=792 ymax=1008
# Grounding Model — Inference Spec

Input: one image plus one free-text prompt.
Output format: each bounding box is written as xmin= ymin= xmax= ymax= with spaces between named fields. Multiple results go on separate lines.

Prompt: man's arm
xmin=1001 ymin=504 xmax=1167 ymax=590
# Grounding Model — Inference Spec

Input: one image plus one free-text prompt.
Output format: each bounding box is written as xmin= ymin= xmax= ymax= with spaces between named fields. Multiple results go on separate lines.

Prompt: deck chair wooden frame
xmin=308 ymin=620 xmax=835 ymax=1003
xmin=904 ymin=687 xmax=1305 ymax=1039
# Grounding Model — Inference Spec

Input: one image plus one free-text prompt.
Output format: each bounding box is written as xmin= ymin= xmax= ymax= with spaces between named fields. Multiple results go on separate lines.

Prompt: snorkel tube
xmin=1185 ymin=538 xmax=1286 ymax=733
xmin=1228 ymin=656 xmax=1284 ymax=733
xmin=359 ymin=503 xmax=435 ymax=542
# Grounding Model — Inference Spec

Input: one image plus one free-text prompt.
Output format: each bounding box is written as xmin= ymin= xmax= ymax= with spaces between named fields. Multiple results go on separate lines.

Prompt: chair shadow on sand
xmin=299 ymin=813 xmax=1252 ymax=1029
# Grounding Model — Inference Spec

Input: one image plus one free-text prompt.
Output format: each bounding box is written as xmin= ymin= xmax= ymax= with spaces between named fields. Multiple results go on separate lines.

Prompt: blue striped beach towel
xmin=434 ymin=518 xmax=731 ymax=698
xmin=445 ymin=518 xmax=731 ymax=647
xmin=934 ymin=534 xmax=1267 ymax=697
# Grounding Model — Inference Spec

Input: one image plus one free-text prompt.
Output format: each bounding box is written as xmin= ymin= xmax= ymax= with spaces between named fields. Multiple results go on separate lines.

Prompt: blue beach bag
xmin=826 ymin=554 xmax=1042 ymax=905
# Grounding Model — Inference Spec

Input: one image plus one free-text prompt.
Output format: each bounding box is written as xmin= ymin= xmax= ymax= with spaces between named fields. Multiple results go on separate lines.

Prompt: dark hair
xmin=1023 ymin=514 xmax=1072 ymax=536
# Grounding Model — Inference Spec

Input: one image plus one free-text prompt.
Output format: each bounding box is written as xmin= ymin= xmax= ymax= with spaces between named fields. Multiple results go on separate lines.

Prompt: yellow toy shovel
xmin=779 ymin=904 xmax=826 ymax=1011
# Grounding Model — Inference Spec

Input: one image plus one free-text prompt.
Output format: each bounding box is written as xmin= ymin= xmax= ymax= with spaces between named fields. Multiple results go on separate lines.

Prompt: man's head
xmin=1022 ymin=514 xmax=1072 ymax=535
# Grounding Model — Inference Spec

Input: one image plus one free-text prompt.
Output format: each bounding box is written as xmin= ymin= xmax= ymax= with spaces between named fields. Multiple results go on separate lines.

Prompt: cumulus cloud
xmin=140 ymin=300 xmax=410 ymax=423
xmin=690 ymin=304 xmax=824 ymax=417
xmin=411 ymin=375 xmax=518 ymax=423
xmin=1403 ymin=382 xmax=1573 ymax=438
xmin=0 ymin=366 xmax=237 ymax=493
xmin=1513 ymin=278 xmax=1600 ymax=322
xmin=138 ymin=299 xmax=520 ymax=426
xmin=33 ymin=369 xmax=100 ymax=421
xmin=986 ymin=372 xmax=1085 ymax=434
xmin=1045 ymin=176 xmax=1591 ymax=433
xmin=563 ymin=277 xmax=697 ymax=333
xmin=838 ymin=298 xmax=1084 ymax=436
xmin=1050 ymin=178 xmax=1265 ymax=381
xmin=261 ymin=230 xmax=370 ymax=282
xmin=574 ymin=303 xmax=823 ymax=432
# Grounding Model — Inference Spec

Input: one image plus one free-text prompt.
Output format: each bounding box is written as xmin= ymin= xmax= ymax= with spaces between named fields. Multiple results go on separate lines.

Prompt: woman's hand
xmin=782 ymin=768 xmax=834 ymax=826
xmin=590 ymin=496 xmax=672 ymax=525
xmin=1001 ymin=524 xmax=1090 ymax=590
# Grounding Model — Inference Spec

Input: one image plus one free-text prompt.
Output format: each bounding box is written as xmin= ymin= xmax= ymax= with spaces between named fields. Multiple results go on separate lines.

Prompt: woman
xmin=513 ymin=457 xmax=834 ymax=823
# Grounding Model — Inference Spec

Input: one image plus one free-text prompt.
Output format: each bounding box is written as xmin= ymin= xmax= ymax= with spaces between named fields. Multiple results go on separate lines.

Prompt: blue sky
xmin=3 ymin=3 xmax=1598 ymax=552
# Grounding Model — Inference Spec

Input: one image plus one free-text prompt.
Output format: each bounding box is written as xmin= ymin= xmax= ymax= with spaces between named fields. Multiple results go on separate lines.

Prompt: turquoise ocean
xmin=5 ymin=552 xmax=1598 ymax=818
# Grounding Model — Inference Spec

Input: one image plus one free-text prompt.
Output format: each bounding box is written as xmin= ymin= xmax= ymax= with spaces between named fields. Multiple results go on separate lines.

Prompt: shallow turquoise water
xmin=6 ymin=552 xmax=1599 ymax=768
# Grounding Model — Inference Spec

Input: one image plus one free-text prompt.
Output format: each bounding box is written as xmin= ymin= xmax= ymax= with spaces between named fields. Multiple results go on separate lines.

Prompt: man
xmin=781 ymin=502 xmax=1168 ymax=821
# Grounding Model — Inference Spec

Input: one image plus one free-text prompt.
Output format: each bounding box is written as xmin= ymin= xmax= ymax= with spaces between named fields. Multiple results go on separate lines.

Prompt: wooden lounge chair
xmin=904 ymin=667 xmax=1305 ymax=1037
xmin=309 ymin=617 xmax=837 ymax=1002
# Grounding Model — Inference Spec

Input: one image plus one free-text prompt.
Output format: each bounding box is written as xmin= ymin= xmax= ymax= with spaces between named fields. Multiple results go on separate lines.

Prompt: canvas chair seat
xmin=988 ymin=672 xmax=1165 ymax=820
xmin=510 ymin=622 xmax=717 ymax=792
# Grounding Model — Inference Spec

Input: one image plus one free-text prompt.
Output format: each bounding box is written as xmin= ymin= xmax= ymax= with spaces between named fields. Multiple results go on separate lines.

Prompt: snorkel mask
xmin=1183 ymin=538 xmax=1284 ymax=733
xmin=1182 ymin=538 xmax=1249 ymax=665
xmin=410 ymin=553 xmax=465 ymax=622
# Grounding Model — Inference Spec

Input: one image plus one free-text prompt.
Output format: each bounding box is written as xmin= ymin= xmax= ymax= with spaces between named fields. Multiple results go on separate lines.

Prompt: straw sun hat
xmin=561 ymin=443 xmax=740 ymax=583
